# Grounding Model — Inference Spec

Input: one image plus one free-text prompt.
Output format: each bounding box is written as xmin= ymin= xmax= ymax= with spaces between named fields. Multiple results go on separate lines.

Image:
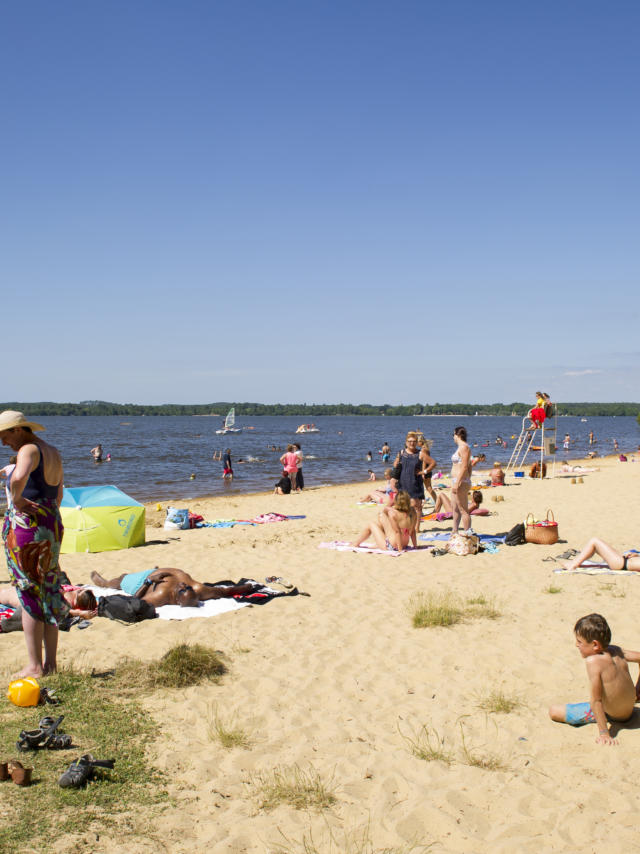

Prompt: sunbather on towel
xmin=431 ymin=489 xmax=484 ymax=517
xmin=351 ymin=490 xmax=417 ymax=552
xmin=0 ymin=585 xmax=97 ymax=620
xmin=89 ymin=568 xmax=256 ymax=608
xmin=559 ymin=539 xmax=640 ymax=573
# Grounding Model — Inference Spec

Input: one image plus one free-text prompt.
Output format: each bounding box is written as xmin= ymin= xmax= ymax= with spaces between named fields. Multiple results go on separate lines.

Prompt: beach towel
xmin=552 ymin=558 xmax=640 ymax=576
xmin=318 ymin=540 xmax=420 ymax=556
xmin=196 ymin=514 xmax=306 ymax=529
xmin=553 ymin=565 xmax=638 ymax=576
xmin=85 ymin=579 xmax=295 ymax=621
xmin=0 ymin=603 xmax=22 ymax=633
xmin=418 ymin=532 xmax=506 ymax=544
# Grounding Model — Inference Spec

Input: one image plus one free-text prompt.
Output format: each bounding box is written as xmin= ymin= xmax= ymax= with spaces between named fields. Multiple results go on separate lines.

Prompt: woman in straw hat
xmin=0 ymin=411 xmax=67 ymax=677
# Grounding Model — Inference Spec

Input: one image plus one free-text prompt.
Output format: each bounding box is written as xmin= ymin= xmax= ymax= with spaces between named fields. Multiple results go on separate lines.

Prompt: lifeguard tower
xmin=506 ymin=402 xmax=557 ymax=479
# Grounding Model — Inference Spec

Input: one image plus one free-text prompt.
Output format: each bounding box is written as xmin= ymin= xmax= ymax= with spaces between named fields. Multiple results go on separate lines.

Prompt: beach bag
xmin=504 ymin=522 xmax=526 ymax=546
xmin=97 ymin=595 xmax=157 ymax=623
xmin=164 ymin=507 xmax=190 ymax=530
xmin=446 ymin=533 xmax=479 ymax=556
xmin=525 ymin=510 xmax=559 ymax=545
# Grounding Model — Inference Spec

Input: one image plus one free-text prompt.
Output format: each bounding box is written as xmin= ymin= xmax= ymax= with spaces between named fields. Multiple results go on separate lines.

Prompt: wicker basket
xmin=525 ymin=510 xmax=559 ymax=545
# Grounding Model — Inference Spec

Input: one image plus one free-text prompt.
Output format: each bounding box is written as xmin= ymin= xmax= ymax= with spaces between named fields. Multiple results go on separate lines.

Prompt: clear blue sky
xmin=1 ymin=1 xmax=638 ymax=405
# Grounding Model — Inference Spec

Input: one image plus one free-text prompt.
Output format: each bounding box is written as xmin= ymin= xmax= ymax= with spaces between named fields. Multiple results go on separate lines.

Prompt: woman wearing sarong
xmin=0 ymin=410 xmax=67 ymax=677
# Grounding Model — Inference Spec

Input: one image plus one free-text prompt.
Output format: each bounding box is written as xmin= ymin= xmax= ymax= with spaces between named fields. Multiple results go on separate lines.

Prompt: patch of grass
xmin=118 ymin=642 xmax=227 ymax=690
xmin=464 ymin=596 xmax=501 ymax=620
xmin=399 ymin=723 xmax=453 ymax=765
xmin=459 ymin=723 xmax=507 ymax=772
xmin=476 ymin=690 xmax=523 ymax=715
xmin=207 ymin=705 xmax=252 ymax=749
xmin=252 ymin=764 xmax=337 ymax=811
xmin=408 ymin=591 xmax=465 ymax=628
xmin=408 ymin=590 xmax=501 ymax=628
xmin=0 ymin=665 xmax=169 ymax=852
xmin=544 ymin=584 xmax=563 ymax=594
xmin=598 ymin=583 xmax=626 ymax=599
xmin=271 ymin=821 xmax=431 ymax=854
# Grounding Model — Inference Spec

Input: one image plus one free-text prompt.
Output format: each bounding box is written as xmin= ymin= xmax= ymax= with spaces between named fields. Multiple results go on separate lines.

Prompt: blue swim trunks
xmin=120 ymin=569 xmax=154 ymax=597
xmin=565 ymin=702 xmax=596 ymax=726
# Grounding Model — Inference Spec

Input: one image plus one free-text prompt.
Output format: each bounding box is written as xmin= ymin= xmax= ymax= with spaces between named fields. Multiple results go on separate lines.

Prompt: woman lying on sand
xmin=351 ymin=491 xmax=417 ymax=552
xmin=432 ymin=489 xmax=484 ymax=515
xmin=359 ymin=468 xmax=398 ymax=505
xmin=0 ymin=585 xmax=97 ymax=619
xmin=560 ymin=538 xmax=640 ymax=572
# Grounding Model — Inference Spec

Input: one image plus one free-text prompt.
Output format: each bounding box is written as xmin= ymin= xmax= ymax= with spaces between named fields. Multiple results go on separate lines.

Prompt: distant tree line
xmin=2 ymin=400 xmax=639 ymax=418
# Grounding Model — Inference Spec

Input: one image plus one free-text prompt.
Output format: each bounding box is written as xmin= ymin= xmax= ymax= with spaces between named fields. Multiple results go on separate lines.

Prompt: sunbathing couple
xmin=90 ymin=568 xmax=256 ymax=607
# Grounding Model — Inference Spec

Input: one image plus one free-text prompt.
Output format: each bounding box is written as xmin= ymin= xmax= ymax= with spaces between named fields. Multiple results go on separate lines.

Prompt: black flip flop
xmin=58 ymin=754 xmax=115 ymax=788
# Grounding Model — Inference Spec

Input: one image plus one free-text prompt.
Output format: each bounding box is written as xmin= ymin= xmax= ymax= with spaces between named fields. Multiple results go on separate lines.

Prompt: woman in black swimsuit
xmin=394 ymin=432 xmax=425 ymax=536
xmin=560 ymin=538 xmax=640 ymax=572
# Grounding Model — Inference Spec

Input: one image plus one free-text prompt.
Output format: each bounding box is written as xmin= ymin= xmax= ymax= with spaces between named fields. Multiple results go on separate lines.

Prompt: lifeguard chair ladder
xmin=506 ymin=405 xmax=557 ymax=479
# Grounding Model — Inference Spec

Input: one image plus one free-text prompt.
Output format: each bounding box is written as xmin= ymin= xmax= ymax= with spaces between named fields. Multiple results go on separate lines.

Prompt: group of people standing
xmin=353 ymin=426 xmax=476 ymax=552
xmin=274 ymin=444 xmax=304 ymax=494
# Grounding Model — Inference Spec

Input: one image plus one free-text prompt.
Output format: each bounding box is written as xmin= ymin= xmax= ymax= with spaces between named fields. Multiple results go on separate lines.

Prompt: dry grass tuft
xmin=459 ymin=723 xmax=507 ymax=772
xmin=253 ymin=765 xmax=337 ymax=811
xmin=207 ymin=705 xmax=252 ymax=749
xmin=271 ymin=820 xmax=431 ymax=853
xmin=118 ymin=643 xmax=227 ymax=690
xmin=476 ymin=690 xmax=523 ymax=715
xmin=409 ymin=590 xmax=500 ymax=628
xmin=399 ymin=723 xmax=453 ymax=765
xmin=408 ymin=591 xmax=465 ymax=628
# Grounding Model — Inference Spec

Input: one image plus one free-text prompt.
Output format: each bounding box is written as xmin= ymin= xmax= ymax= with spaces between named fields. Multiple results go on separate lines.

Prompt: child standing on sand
xmin=549 ymin=613 xmax=640 ymax=745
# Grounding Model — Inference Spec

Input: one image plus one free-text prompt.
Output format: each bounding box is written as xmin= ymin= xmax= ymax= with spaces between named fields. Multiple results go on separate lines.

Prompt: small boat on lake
xmin=295 ymin=423 xmax=319 ymax=434
xmin=215 ymin=407 xmax=242 ymax=434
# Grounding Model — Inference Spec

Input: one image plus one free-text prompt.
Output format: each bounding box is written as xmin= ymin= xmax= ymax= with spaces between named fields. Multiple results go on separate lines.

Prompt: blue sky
xmin=1 ymin=1 xmax=638 ymax=405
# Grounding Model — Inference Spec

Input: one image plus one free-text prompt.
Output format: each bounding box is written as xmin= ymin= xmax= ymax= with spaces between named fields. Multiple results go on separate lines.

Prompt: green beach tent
xmin=60 ymin=485 xmax=145 ymax=553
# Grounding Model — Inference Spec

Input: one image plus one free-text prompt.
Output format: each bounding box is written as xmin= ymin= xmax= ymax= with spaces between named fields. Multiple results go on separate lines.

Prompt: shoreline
xmin=139 ymin=451 xmax=633 ymax=507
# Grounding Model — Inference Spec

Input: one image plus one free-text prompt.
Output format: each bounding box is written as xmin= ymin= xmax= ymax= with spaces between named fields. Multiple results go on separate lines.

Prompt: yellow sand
xmin=1 ymin=456 xmax=639 ymax=852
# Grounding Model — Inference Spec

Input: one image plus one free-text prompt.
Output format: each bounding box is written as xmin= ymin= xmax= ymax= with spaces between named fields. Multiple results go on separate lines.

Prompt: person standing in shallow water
xmin=0 ymin=410 xmax=67 ymax=678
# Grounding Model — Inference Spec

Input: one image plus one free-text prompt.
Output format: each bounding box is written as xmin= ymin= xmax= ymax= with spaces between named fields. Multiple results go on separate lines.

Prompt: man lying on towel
xmin=90 ymin=568 xmax=255 ymax=608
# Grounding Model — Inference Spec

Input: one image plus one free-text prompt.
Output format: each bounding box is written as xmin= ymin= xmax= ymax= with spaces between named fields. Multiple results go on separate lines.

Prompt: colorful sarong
xmin=2 ymin=498 xmax=68 ymax=625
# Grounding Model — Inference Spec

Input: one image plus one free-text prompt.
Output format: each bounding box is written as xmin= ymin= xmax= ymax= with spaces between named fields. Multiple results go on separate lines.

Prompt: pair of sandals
xmin=542 ymin=548 xmax=579 ymax=563
xmin=16 ymin=715 xmax=72 ymax=752
xmin=1 ymin=759 xmax=32 ymax=787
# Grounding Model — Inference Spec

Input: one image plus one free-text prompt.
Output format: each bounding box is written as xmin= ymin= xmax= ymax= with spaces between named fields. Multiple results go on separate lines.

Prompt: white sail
xmin=225 ymin=408 xmax=235 ymax=429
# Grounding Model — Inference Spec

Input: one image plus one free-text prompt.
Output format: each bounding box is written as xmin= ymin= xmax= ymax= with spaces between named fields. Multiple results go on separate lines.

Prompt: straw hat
xmin=0 ymin=410 xmax=45 ymax=432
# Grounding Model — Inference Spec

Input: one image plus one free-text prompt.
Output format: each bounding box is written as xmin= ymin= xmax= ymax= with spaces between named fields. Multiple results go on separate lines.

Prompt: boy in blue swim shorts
xmin=549 ymin=613 xmax=640 ymax=745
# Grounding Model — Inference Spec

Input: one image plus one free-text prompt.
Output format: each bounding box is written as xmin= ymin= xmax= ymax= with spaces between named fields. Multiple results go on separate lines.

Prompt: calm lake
xmin=2 ymin=414 xmax=637 ymax=504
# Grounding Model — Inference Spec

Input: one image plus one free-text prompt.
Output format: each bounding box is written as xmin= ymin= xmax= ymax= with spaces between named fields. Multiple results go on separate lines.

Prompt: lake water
xmin=2 ymin=414 xmax=638 ymax=504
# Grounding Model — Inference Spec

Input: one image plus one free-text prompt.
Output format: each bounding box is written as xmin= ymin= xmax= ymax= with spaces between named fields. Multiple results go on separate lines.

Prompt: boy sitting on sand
xmin=549 ymin=613 xmax=640 ymax=745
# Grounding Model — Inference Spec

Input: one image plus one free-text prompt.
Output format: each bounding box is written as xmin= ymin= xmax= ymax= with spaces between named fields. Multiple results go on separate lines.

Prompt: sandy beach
xmin=1 ymin=455 xmax=639 ymax=852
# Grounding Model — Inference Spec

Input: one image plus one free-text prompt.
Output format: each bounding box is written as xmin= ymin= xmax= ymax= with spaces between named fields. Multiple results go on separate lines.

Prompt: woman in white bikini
xmin=450 ymin=426 xmax=472 ymax=536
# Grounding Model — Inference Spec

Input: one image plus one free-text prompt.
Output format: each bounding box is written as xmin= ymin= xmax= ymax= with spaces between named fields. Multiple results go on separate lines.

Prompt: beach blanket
xmin=318 ymin=541 xmax=428 ymax=556
xmin=553 ymin=565 xmax=638 ymax=576
xmin=418 ymin=532 xmax=506 ymax=544
xmin=85 ymin=579 xmax=295 ymax=621
xmin=552 ymin=557 xmax=640 ymax=576
xmin=196 ymin=514 xmax=305 ymax=528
